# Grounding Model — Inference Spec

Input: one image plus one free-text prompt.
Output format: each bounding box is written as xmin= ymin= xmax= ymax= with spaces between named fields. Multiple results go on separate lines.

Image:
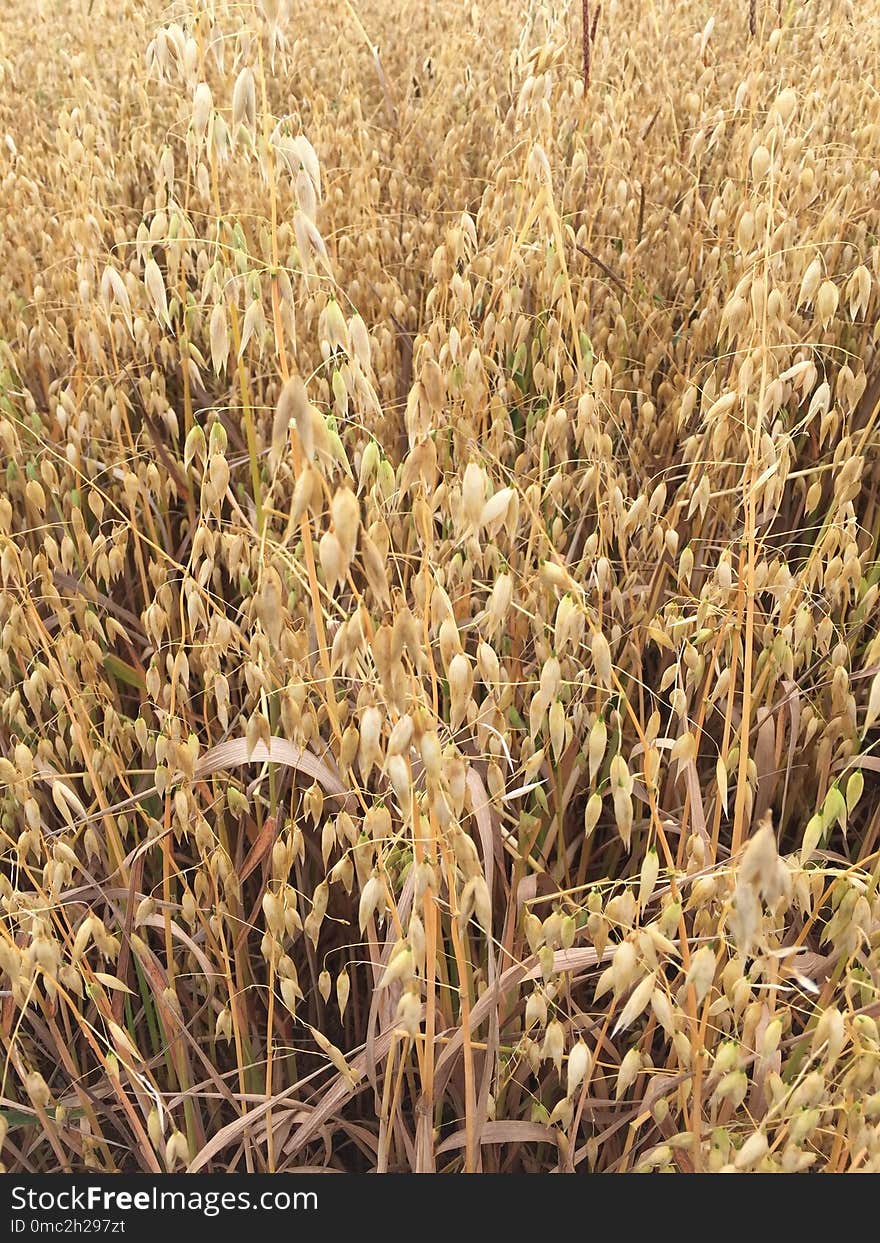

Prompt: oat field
xmin=0 ymin=0 xmax=879 ymax=1174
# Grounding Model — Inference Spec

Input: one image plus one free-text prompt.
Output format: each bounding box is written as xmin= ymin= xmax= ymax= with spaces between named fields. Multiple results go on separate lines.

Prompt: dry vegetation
xmin=0 ymin=0 xmax=879 ymax=1174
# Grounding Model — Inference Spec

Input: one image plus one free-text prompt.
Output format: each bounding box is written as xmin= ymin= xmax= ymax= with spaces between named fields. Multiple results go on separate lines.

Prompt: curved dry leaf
xmin=195 ymin=736 xmax=356 ymax=810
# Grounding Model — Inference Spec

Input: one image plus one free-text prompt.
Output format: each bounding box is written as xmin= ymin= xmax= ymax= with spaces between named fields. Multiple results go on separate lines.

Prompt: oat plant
xmin=0 ymin=0 xmax=879 ymax=1173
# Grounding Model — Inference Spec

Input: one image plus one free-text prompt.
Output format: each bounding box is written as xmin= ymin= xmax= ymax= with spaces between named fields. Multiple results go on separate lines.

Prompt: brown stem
xmin=591 ymin=3 xmax=602 ymax=43
xmin=582 ymin=0 xmax=591 ymax=87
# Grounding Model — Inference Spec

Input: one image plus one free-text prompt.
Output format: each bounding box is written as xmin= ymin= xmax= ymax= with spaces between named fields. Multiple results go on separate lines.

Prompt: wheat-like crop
xmin=0 ymin=0 xmax=879 ymax=1173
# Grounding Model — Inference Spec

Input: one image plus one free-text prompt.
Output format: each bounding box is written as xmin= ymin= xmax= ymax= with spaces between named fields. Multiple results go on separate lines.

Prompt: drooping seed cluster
xmin=0 ymin=0 xmax=879 ymax=1173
